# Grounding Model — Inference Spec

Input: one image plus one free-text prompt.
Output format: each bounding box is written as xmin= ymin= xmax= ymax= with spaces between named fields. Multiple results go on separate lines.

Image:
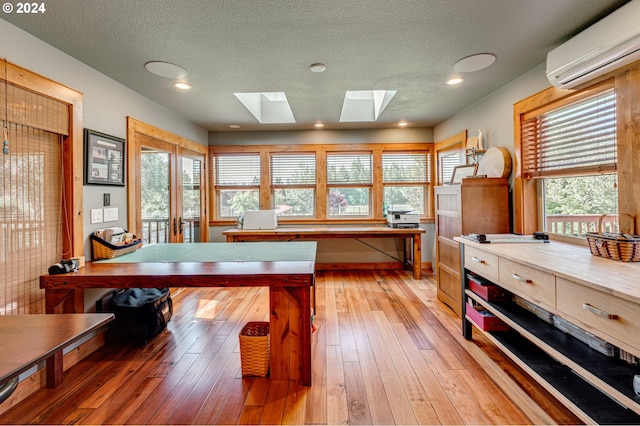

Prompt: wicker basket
xmin=90 ymin=233 xmax=142 ymax=260
xmin=585 ymin=214 xmax=640 ymax=262
xmin=239 ymin=321 xmax=270 ymax=377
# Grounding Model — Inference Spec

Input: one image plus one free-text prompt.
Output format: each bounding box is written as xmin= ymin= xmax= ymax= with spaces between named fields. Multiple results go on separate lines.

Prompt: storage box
xmin=243 ymin=209 xmax=278 ymax=230
xmin=468 ymin=275 xmax=510 ymax=302
xmin=239 ymin=321 xmax=270 ymax=377
xmin=466 ymin=302 xmax=509 ymax=331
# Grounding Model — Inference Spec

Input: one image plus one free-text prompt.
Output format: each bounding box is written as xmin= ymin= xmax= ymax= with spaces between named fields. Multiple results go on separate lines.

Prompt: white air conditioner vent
xmin=546 ymin=0 xmax=640 ymax=89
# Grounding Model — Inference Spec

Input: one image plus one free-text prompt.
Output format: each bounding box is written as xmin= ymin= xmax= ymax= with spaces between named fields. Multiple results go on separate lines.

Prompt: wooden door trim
xmin=126 ymin=117 xmax=209 ymax=242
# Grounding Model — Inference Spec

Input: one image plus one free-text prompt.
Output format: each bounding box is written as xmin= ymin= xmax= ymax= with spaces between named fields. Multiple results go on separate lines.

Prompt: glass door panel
xmin=179 ymin=150 xmax=204 ymax=243
xmin=140 ymin=148 xmax=171 ymax=244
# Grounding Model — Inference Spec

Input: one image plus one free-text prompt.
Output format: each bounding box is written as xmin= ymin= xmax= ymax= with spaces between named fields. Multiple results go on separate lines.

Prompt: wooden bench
xmin=223 ymin=226 xmax=425 ymax=279
xmin=0 ymin=313 xmax=114 ymax=389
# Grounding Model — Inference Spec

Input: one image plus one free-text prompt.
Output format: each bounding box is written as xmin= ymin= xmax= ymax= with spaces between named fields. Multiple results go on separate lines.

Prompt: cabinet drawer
xmin=499 ymin=258 xmax=555 ymax=309
xmin=464 ymin=245 xmax=499 ymax=281
xmin=557 ymin=278 xmax=640 ymax=354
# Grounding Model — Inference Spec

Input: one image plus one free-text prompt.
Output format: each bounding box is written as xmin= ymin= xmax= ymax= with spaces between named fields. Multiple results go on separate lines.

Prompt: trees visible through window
xmin=327 ymin=153 xmax=372 ymax=217
xmin=382 ymin=152 xmax=429 ymax=215
xmin=211 ymin=143 xmax=433 ymax=221
xmin=215 ymin=154 xmax=260 ymax=218
xmin=271 ymin=154 xmax=316 ymax=216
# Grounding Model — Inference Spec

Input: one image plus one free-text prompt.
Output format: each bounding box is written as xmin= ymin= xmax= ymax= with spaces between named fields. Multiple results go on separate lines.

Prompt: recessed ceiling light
xmin=145 ymin=61 xmax=188 ymax=79
xmin=314 ymin=122 xmax=324 ymax=128
xmin=309 ymin=63 xmax=327 ymax=73
xmin=229 ymin=124 xmax=240 ymax=129
xmin=174 ymin=82 xmax=192 ymax=90
xmin=398 ymin=121 xmax=408 ymax=127
xmin=453 ymin=53 xmax=496 ymax=73
xmin=446 ymin=77 xmax=464 ymax=85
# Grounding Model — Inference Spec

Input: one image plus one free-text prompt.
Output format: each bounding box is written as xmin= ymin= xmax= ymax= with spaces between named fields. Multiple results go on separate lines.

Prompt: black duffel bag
xmin=105 ymin=287 xmax=173 ymax=344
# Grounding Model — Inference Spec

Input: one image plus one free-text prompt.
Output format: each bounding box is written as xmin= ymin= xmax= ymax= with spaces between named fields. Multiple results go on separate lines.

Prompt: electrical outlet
xmin=90 ymin=209 xmax=103 ymax=224
xmin=103 ymin=207 xmax=118 ymax=222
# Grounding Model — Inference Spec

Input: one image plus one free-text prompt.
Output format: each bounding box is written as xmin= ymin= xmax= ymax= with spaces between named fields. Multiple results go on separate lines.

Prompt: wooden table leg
xmin=412 ymin=234 xmax=422 ymax=279
xmin=45 ymin=288 xmax=85 ymax=314
xmin=45 ymin=350 xmax=63 ymax=388
xmin=269 ymin=285 xmax=312 ymax=385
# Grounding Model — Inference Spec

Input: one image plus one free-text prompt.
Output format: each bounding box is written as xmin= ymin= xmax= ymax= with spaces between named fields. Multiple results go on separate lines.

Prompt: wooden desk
xmin=0 ymin=313 xmax=114 ymax=388
xmin=224 ymin=226 xmax=425 ymax=279
xmin=40 ymin=242 xmax=316 ymax=385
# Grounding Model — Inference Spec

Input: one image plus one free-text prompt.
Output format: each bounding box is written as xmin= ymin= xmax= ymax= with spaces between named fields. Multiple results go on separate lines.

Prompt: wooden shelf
xmin=465 ymin=287 xmax=640 ymax=424
xmin=482 ymin=328 xmax=640 ymax=425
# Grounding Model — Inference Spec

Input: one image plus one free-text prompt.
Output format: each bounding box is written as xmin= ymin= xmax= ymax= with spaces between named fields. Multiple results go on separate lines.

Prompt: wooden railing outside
xmin=141 ymin=218 xmax=198 ymax=244
xmin=546 ymin=214 xmax=619 ymax=238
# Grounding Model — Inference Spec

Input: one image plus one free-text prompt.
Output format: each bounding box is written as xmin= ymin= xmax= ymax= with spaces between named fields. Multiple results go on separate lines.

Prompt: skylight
xmin=234 ymin=92 xmax=296 ymax=124
xmin=339 ymin=90 xmax=397 ymax=122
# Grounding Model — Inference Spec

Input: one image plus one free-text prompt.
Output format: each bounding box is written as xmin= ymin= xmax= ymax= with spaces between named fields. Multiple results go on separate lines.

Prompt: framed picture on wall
xmin=84 ymin=129 xmax=125 ymax=186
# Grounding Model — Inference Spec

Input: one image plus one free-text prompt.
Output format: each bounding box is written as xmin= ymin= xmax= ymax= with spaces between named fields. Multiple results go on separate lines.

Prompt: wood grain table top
xmin=0 ymin=313 xmax=114 ymax=383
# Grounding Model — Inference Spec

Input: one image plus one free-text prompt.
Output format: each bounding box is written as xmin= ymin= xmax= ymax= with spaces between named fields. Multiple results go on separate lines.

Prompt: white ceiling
xmin=1 ymin=0 xmax=630 ymax=132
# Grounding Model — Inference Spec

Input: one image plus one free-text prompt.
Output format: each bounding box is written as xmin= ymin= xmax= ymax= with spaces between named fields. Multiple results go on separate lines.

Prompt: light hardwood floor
xmin=0 ymin=270 xmax=579 ymax=425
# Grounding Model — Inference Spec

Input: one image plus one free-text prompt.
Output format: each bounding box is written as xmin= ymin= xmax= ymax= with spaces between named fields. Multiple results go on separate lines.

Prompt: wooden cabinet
xmin=434 ymin=178 xmax=509 ymax=316
xmin=458 ymin=239 xmax=640 ymax=424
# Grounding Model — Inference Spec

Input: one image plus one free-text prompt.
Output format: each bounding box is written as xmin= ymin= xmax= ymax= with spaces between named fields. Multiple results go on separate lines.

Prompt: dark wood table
xmin=223 ymin=226 xmax=425 ymax=279
xmin=40 ymin=242 xmax=316 ymax=385
xmin=0 ymin=313 xmax=114 ymax=388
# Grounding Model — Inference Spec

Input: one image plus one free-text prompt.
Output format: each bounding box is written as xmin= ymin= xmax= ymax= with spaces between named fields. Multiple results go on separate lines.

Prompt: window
xmin=210 ymin=143 xmax=433 ymax=221
xmin=382 ymin=152 xmax=429 ymax=214
xmin=438 ymin=151 xmax=462 ymax=185
xmin=214 ymin=154 xmax=260 ymax=218
xmin=270 ymin=153 xmax=316 ymax=216
xmin=520 ymin=87 xmax=617 ymax=238
xmin=327 ymin=153 xmax=372 ymax=217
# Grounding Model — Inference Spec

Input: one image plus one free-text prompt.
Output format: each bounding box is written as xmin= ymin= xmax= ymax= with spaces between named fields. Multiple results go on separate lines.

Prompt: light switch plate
xmin=103 ymin=207 xmax=118 ymax=222
xmin=90 ymin=209 xmax=103 ymax=224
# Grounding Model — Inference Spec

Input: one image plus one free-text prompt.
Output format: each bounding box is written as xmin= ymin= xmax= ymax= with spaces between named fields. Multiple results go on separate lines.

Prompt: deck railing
xmin=546 ymin=214 xmax=619 ymax=238
xmin=141 ymin=218 xmax=199 ymax=244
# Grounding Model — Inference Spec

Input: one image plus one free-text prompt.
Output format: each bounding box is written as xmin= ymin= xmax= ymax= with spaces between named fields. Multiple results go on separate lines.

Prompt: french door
xmin=127 ymin=119 xmax=208 ymax=244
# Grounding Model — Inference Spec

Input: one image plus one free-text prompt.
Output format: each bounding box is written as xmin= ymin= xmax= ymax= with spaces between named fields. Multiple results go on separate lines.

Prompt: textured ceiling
xmin=1 ymin=0 xmax=630 ymax=132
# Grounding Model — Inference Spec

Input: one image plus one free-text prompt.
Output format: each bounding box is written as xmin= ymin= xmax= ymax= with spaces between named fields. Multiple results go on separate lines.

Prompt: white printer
xmin=386 ymin=210 xmax=420 ymax=228
xmin=242 ymin=209 xmax=278 ymax=230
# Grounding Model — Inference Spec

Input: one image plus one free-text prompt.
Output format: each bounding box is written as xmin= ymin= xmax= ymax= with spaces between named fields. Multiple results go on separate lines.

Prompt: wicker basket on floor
xmin=585 ymin=214 xmax=640 ymax=262
xmin=239 ymin=321 xmax=270 ymax=377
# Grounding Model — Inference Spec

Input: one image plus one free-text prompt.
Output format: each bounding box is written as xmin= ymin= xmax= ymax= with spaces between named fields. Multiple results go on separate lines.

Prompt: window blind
xmin=439 ymin=152 xmax=461 ymax=184
xmin=1 ymin=124 xmax=63 ymax=314
xmin=0 ymin=82 xmax=69 ymax=136
xmin=521 ymin=89 xmax=616 ymax=178
xmin=215 ymin=154 xmax=260 ymax=186
xmin=271 ymin=153 xmax=316 ymax=186
xmin=327 ymin=153 xmax=372 ymax=184
xmin=382 ymin=152 xmax=429 ymax=183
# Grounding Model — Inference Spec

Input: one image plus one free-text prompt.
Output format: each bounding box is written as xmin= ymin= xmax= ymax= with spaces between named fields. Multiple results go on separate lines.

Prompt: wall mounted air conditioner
xmin=546 ymin=0 xmax=640 ymax=89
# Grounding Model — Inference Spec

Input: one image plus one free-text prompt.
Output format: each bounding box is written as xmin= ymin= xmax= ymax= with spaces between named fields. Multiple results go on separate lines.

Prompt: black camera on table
xmin=48 ymin=259 xmax=79 ymax=275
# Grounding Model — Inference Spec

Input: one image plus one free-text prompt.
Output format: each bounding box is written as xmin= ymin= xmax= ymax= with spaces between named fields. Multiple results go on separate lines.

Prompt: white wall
xmin=210 ymin=127 xmax=433 ymax=145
